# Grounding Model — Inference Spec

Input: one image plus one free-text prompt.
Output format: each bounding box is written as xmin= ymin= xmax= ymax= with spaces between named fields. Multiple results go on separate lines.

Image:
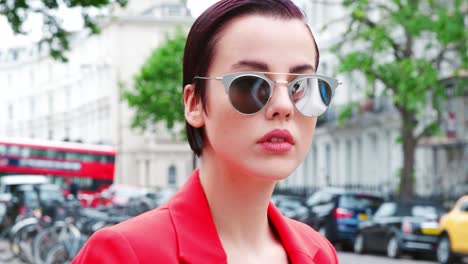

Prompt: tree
xmin=0 ymin=0 xmax=127 ymax=61
xmin=122 ymin=28 xmax=186 ymax=135
xmin=333 ymin=0 xmax=467 ymax=199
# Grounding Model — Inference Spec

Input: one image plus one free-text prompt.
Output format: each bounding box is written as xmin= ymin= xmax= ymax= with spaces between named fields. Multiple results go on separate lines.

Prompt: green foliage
xmin=333 ymin=0 xmax=467 ymax=198
xmin=122 ymin=28 xmax=186 ymax=133
xmin=0 ymin=0 xmax=127 ymax=62
xmin=338 ymin=102 xmax=358 ymax=127
xmin=335 ymin=0 xmax=466 ymax=125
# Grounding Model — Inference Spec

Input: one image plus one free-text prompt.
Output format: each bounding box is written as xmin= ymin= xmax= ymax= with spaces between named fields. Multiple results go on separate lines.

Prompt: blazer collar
xmin=168 ymin=169 xmax=317 ymax=263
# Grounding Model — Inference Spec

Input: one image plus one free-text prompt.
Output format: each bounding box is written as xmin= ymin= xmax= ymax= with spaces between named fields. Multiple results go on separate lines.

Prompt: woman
xmin=72 ymin=0 xmax=340 ymax=263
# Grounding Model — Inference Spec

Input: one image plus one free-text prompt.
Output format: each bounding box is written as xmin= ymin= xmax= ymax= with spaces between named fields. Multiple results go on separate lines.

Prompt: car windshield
xmin=40 ymin=189 xmax=64 ymax=202
xmin=374 ymin=202 xmax=397 ymax=218
xmin=24 ymin=191 xmax=39 ymax=205
xmin=374 ymin=202 xmax=441 ymax=218
xmin=338 ymin=194 xmax=383 ymax=210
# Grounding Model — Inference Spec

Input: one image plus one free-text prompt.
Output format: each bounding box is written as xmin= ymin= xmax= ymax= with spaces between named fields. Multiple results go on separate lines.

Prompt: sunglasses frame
xmin=194 ymin=71 xmax=340 ymax=117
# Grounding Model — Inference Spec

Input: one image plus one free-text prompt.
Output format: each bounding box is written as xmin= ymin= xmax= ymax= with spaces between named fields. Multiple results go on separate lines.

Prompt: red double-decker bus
xmin=0 ymin=137 xmax=116 ymax=198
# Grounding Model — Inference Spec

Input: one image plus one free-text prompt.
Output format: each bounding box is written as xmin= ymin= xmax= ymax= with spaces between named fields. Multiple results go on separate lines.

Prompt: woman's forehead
xmin=210 ymin=15 xmax=317 ymax=73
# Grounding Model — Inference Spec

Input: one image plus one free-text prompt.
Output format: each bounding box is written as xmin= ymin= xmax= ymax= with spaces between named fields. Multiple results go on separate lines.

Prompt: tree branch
xmin=416 ymin=120 xmax=439 ymax=142
xmin=355 ymin=16 xmax=404 ymax=60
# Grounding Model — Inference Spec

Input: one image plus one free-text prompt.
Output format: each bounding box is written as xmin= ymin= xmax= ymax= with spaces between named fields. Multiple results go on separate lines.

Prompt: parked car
xmin=437 ymin=195 xmax=468 ymax=264
xmin=98 ymin=184 xmax=154 ymax=207
xmin=354 ymin=200 xmax=444 ymax=259
xmin=305 ymin=188 xmax=384 ymax=246
xmin=271 ymin=194 xmax=309 ymax=222
xmin=1 ymin=183 xmax=66 ymax=228
xmin=0 ymin=175 xmax=50 ymax=229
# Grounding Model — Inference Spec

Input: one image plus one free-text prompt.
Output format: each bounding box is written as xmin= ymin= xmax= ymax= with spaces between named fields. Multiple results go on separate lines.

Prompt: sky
xmin=0 ymin=0 xmax=220 ymax=49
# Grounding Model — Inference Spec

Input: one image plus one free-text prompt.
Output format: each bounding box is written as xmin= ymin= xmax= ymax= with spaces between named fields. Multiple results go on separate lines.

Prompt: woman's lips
xmin=258 ymin=141 xmax=293 ymax=153
xmin=257 ymin=129 xmax=295 ymax=153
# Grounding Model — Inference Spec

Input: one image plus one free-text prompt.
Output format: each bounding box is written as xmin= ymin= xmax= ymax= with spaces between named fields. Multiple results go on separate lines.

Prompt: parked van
xmin=0 ymin=174 xmax=49 ymax=228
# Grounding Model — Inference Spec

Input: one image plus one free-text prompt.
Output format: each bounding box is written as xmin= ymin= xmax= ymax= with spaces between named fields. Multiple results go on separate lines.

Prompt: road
xmin=0 ymin=251 xmax=439 ymax=264
xmin=339 ymin=251 xmax=440 ymax=264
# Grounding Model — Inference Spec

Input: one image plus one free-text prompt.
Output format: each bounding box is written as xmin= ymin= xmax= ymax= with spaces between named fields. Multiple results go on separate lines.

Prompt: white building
xmin=0 ymin=0 xmax=194 ymax=188
xmin=1 ymin=0 xmax=465 ymax=198
xmin=286 ymin=0 xmax=467 ymax=198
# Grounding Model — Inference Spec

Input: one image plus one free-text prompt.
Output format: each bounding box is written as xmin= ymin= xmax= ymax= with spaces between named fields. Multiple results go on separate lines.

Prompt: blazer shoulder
xmin=287 ymin=219 xmax=339 ymax=264
xmin=73 ymin=207 xmax=178 ymax=263
xmin=111 ymin=206 xmax=175 ymax=238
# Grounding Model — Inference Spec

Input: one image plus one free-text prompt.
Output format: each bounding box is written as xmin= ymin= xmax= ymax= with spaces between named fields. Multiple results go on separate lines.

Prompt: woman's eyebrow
xmin=231 ymin=61 xmax=315 ymax=73
xmin=290 ymin=64 xmax=315 ymax=73
xmin=231 ymin=60 xmax=269 ymax=71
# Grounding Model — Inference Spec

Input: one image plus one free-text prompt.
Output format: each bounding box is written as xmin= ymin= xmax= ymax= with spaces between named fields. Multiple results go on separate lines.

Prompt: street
xmin=338 ymin=252 xmax=437 ymax=264
xmin=0 ymin=250 xmax=439 ymax=264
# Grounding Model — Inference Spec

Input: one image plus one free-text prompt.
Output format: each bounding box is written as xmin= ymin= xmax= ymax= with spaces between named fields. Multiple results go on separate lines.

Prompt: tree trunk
xmin=399 ymin=114 xmax=417 ymax=200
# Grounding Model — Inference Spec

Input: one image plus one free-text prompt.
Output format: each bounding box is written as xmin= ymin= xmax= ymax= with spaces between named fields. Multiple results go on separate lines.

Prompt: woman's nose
xmin=264 ymin=82 xmax=294 ymax=120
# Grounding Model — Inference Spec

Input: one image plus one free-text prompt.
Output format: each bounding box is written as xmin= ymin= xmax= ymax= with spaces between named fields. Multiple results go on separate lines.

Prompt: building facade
xmin=0 ymin=0 xmax=194 ymax=188
xmin=1 ymin=0 xmax=466 ymax=198
xmin=285 ymin=0 xmax=467 ymax=199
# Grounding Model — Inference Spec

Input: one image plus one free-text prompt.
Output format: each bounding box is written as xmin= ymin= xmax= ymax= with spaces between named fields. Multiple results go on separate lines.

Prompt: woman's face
xmin=201 ymin=15 xmax=318 ymax=181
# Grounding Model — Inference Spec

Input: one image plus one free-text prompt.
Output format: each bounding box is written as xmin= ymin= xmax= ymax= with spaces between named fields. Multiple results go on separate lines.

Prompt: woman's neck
xmin=198 ymin=155 xmax=278 ymax=252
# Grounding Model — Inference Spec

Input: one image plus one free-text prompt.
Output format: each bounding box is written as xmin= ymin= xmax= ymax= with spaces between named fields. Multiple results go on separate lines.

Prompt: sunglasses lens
xmin=291 ymin=77 xmax=332 ymax=117
xmin=229 ymin=76 xmax=271 ymax=114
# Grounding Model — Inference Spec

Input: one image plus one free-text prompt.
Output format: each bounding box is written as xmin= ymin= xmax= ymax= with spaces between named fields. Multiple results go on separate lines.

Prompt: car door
xmin=452 ymin=200 xmax=468 ymax=253
xmin=366 ymin=202 xmax=397 ymax=251
xmin=307 ymin=191 xmax=336 ymax=229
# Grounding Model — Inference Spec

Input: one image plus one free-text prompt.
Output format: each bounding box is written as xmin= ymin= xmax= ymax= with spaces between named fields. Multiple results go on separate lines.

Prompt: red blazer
xmin=72 ymin=170 xmax=338 ymax=263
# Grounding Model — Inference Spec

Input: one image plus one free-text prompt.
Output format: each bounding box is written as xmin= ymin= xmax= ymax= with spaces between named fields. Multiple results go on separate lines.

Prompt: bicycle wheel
xmin=32 ymin=222 xmax=80 ymax=264
xmin=45 ymin=243 xmax=69 ymax=264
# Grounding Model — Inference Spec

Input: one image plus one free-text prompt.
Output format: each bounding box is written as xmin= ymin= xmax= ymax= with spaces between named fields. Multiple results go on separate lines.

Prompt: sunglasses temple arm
xmin=194 ymin=76 xmax=223 ymax=80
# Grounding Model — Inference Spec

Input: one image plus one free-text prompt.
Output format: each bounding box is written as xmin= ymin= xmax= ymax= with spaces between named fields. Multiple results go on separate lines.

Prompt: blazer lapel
xmin=168 ymin=169 xmax=324 ymax=264
xmin=268 ymin=204 xmax=319 ymax=263
xmin=168 ymin=169 xmax=227 ymax=264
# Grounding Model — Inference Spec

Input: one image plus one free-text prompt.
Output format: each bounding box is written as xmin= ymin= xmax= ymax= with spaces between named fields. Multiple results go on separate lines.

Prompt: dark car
xmin=2 ymin=183 xmax=66 ymax=226
xmin=354 ymin=200 xmax=444 ymax=259
xmin=305 ymin=188 xmax=384 ymax=246
xmin=271 ymin=194 xmax=310 ymax=222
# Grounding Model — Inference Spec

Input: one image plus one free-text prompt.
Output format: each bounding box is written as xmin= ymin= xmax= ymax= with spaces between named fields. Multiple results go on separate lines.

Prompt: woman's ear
xmin=184 ymin=84 xmax=204 ymax=128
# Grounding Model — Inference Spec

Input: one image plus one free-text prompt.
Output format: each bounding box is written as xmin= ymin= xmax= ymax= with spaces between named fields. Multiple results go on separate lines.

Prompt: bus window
xmin=29 ymin=148 xmax=38 ymax=157
xmin=55 ymin=151 xmax=66 ymax=160
xmin=81 ymin=153 xmax=94 ymax=162
xmin=65 ymin=152 xmax=80 ymax=161
xmin=7 ymin=146 xmax=21 ymax=156
xmin=105 ymin=155 xmax=115 ymax=163
xmin=0 ymin=144 xmax=6 ymax=155
xmin=97 ymin=155 xmax=106 ymax=163
xmin=45 ymin=149 xmax=57 ymax=159
xmin=20 ymin=147 xmax=31 ymax=158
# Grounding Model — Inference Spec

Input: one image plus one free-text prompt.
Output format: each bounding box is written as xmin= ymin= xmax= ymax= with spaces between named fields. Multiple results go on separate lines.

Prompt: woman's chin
xmin=243 ymin=163 xmax=298 ymax=182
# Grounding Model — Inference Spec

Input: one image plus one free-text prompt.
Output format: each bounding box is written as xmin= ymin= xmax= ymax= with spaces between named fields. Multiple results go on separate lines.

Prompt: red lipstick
xmin=257 ymin=129 xmax=295 ymax=153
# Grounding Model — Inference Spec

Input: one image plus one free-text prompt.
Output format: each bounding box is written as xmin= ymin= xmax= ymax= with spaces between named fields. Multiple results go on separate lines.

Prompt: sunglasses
xmin=194 ymin=72 xmax=340 ymax=117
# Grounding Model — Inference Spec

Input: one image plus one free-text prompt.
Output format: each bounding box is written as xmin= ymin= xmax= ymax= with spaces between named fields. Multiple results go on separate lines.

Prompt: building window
xmin=145 ymin=159 xmax=150 ymax=185
xmin=65 ymin=125 xmax=70 ymax=139
xmin=168 ymin=165 xmax=177 ymax=186
xmin=357 ymin=138 xmax=362 ymax=181
xmin=8 ymin=104 xmax=13 ymax=120
xmin=65 ymin=88 xmax=71 ymax=109
xmin=30 ymin=98 xmax=35 ymax=117
xmin=48 ymin=93 xmax=54 ymax=115
xmin=346 ymin=140 xmax=352 ymax=185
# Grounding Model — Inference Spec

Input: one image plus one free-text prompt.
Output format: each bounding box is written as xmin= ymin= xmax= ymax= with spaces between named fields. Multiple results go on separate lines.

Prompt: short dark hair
xmin=183 ymin=0 xmax=320 ymax=156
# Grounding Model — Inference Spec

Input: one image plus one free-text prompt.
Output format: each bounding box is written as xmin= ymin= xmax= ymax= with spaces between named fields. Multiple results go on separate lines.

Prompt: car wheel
xmin=437 ymin=235 xmax=459 ymax=264
xmin=386 ymin=235 xmax=401 ymax=259
xmin=354 ymin=233 xmax=366 ymax=254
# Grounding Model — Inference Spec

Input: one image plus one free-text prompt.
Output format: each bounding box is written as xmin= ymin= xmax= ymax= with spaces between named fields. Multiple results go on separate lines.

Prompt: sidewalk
xmin=0 ymin=239 xmax=24 ymax=264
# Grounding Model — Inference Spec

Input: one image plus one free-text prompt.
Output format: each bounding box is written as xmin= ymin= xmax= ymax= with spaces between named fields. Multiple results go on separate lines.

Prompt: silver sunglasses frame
xmin=194 ymin=71 xmax=341 ymax=117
